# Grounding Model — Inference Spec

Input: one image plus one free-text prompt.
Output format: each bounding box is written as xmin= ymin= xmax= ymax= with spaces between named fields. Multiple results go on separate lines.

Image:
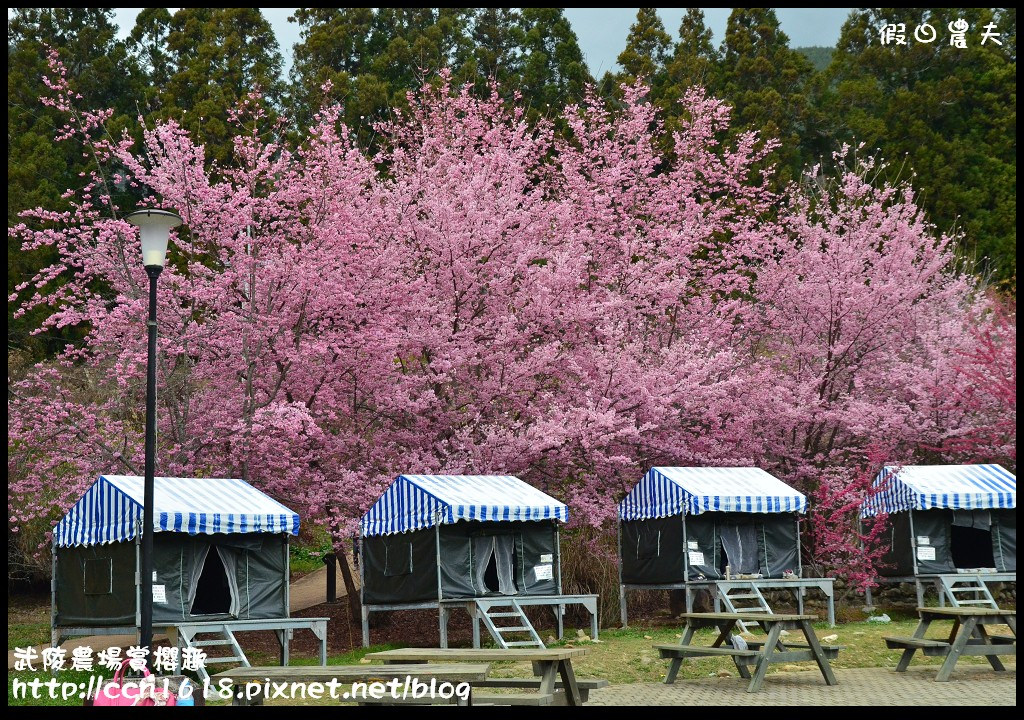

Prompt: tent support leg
xmin=472 ymin=607 xmax=480 ymax=648
xmin=915 ymin=579 xmax=925 ymax=608
xmin=557 ymin=603 xmax=564 ymax=640
xmin=620 ymin=585 xmax=628 ymax=628
xmin=276 ymin=629 xmax=289 ymax=666
xmin=439 ymin=606 xmax=449 ymax=649
xmin=361 ymin=605 xmax=370 ymax=648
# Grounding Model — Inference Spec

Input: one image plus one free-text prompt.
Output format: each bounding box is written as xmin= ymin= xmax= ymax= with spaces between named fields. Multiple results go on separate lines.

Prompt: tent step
xmin=190 ymin=639 xmax=233 ymax=647
xmin=733 ymin=607 xmax=768 ymax=612
xmin=203 ymin=656 xmax=244 ymax=664
xmin=955 ymin=600 xmax=995 ymax=605
xmin=474 ymin=598 xmax=545 ymax=650
xmin=726 ymin=593 xmax=761 ymax=600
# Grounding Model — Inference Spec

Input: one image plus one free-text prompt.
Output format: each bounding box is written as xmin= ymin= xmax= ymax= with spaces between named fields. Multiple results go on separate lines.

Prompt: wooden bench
xmin=655 ymin=644 xmax=759 ymax=660
xmin=470 ymin=691 xmax=554 ymax=706
xmin=210 ymin=663 xmax=490 ymax=706
xmin=363 ymin=646 xmax=597 ymax=706
xmin=474 ymin=678 xmax=609 ymax=705
xmin=884 ymin=637 xmax=953 ymax=656
xmin=746 ymin=641 xmax=845 ymax=660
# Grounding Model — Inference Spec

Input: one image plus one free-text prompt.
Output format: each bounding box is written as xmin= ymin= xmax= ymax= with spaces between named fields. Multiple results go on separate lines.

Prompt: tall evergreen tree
xmin=662 ymin=8 xmax=722 ymax=130
xmin=719 ymin=8 xmax=814 ymax=184
xmin=517 ymin=8 xmax=591 ymax=118
xmin=825 ymin=8 xmax=1016 ymax=284
xmin=8 ymin=8 xmax=140 ymax=357
xmin=614 ymin=8 xmax=673 ymax=89
xmin=135 ymin=8 xmax=285 ymax=166
xmin=289 ymin=8 xmax=475 ymax=138
xmin=126 ymin=8 xmax=174 ymax=114
xmin=459 ymin=8 xmax=526 ymax=94
xmin=666 ymin=8 xmax=720 ymax=92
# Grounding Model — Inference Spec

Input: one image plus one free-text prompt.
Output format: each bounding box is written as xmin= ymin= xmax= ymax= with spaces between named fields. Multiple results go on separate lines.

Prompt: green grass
xmin=8 ymin=623 xmax=50 ymax=650
xmin=8 ymin=670 xmax=100 ymax=707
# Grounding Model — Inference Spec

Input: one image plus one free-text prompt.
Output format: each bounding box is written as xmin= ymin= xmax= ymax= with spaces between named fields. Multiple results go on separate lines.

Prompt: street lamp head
xmin=126 ymin=208 xmax=183 ymax=269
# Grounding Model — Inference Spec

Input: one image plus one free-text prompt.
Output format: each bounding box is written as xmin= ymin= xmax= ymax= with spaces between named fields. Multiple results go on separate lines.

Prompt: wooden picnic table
xmin=210 ymin=663 xmax=490 ymax=706
xmin=363 ymin=647 xmax=601 ymax=706
xmin=884 ymin=606 xmax=1016 ymax=682
xmin=656 ymin=612 xmax=840 ymax=693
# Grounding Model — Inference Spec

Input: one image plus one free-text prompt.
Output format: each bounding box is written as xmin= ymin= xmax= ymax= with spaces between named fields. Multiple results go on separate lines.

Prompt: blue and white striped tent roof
xmin=860 ymin=464 xmax=1016 ymax=517
xmin=618 ymin=467 xmax=807 ymax=521
xmin=54 ymin=475 xmax=300 ymax=547
xmin=360 ymin=474 xmax=568 ymax=537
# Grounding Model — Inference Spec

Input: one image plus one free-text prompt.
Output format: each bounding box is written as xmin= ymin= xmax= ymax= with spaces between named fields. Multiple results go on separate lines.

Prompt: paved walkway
xmin=589 ymin=665 xmax=1016 ymax=705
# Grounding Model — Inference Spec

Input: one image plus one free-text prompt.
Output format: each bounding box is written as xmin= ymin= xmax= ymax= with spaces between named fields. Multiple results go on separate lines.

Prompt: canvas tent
xmin=52 ymin=475 xmax=299 ymax=628
xmin=360 ymin=474 xmax=568 ymax=603
xmin=359 ymin=474 xmax=598 ymax=648
xmin=861 ymin=464 xmax=1016 ymax=578
xmin=618 ymin=467 xmax=807 ymax=584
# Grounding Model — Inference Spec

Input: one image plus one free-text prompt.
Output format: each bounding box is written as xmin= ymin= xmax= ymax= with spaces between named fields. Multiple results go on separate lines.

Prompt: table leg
xmin=664 ymin=624 xmax=694 ymax=684
xmin=1003 ymin=615 xmax=1016 ymax=637
xmin=800 ymin=619 xmax=838 ymax=686
xmin=972 ymin=624 xmax=1006 ymax=672
xmin=945 ymin=620 xmax=960 ymax=645
xmin=557 ymin=660 xmax=583 ymax=706
xmin=935 ymin=617 xmax=978 ymax=682
xmin=747 ymin=621 xmax=784 ymax=693
xmin=711 ymin=620 xmax=738 ymax=648
xmin=895 ymin=618 xmax=931 ymax=672
xmin=538 ymin=661 xmax=558 ymax=695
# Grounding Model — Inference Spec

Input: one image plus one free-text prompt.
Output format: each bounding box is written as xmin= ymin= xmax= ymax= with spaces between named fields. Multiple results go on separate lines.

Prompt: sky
xmin=106 ymin=8 xmax=854 ymax=77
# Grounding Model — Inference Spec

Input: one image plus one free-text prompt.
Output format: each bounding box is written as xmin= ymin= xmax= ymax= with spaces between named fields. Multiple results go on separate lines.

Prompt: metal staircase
xmin=474 ymin=598 xmax=545 ymax=649
xmin=717 ymin=582 xmax=773 ymax=634
xmin=937 ymin=575 xmax=998 ymax=608
xmin=175 ymin=622 xmax=251 ymax=683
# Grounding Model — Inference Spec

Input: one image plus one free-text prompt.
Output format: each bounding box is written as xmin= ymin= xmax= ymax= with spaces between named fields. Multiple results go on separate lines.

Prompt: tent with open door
xmin=52 ymin=475 xmax=299 ymax=627
xmin=359 ymin=474 xmax=568 ymax=604
xmin=618 ymin=467 xmax=807 ymax=584
xmin=861 ymin=464 xmax=1016 ymax=576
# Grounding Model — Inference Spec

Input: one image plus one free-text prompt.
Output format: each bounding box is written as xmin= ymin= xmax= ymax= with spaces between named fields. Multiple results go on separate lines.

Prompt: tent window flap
xmin=83 ymin=558 xmax=113 ymax=595
xmin=384 ymin=538 xmax=413 ymax=577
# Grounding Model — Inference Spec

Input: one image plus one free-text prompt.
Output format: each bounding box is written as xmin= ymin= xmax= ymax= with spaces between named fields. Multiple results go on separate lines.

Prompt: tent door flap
xmin=189 ymin=545 xmax=240 ymax=617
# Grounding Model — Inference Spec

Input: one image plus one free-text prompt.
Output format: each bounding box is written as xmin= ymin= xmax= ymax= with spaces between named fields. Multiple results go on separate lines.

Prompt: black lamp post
xmin=125 ymin=208 xmax=182 ymax=661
